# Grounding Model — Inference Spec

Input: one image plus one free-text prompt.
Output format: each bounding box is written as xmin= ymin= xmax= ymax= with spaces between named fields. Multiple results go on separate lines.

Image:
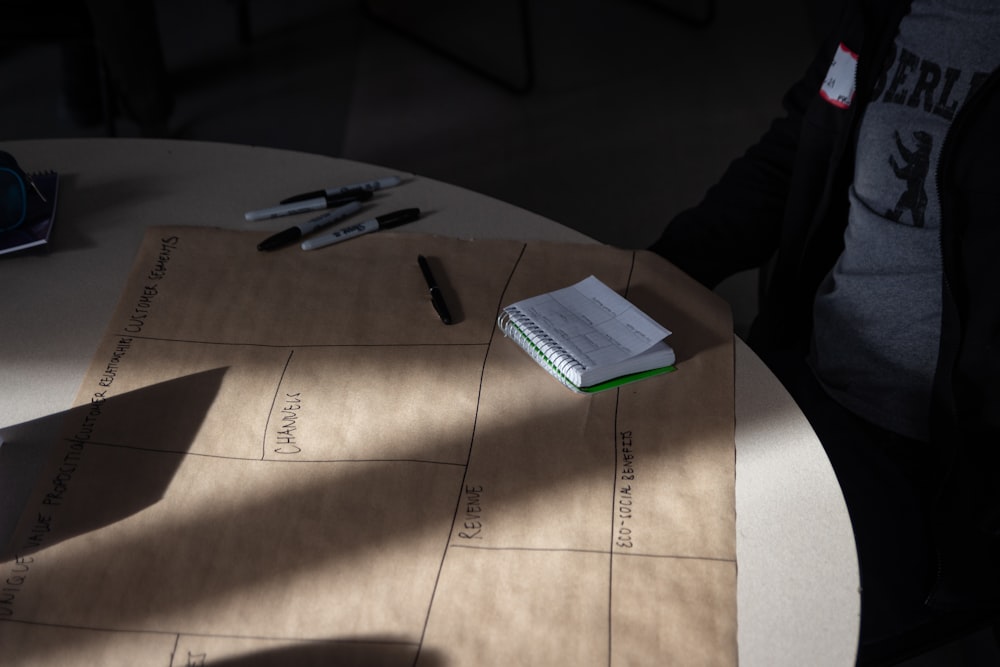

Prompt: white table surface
xmin=0 ymin=138 xmax=859 ymax=665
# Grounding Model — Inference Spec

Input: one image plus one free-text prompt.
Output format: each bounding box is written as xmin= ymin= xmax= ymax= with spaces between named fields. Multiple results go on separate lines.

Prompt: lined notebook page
xmin=511 ymin=275 xmax=670 ymax=370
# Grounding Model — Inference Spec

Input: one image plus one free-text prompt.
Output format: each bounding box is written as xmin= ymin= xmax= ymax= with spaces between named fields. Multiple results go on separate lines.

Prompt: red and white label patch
xmin=820 ymin=43 xmax=859 ymax=109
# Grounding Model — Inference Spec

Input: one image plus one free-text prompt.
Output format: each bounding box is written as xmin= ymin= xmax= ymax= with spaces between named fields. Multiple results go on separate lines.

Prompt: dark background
xmin=0 ymin=0 xmax=828 ymax=334
xmin=0 ymin=0 xmax=819 ymax=249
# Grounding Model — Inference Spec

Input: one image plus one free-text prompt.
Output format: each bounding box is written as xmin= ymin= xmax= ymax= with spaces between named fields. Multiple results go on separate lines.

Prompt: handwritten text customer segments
xmin=124 ymin=235 xmax=179 ymax=335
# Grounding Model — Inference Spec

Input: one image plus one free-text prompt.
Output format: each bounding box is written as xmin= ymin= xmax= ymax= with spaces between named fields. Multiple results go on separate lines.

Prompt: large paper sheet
xmin=1 ymin=227 xmax=735 ymax=666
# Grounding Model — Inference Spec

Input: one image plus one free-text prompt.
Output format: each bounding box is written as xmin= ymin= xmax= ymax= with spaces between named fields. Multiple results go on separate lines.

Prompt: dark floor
xmin=1 ymin=1 xmax=998 ymax=665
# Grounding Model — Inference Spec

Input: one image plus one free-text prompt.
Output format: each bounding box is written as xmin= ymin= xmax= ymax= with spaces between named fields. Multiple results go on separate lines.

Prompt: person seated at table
xmin=648 ymin=0 xmax=1000 ymax=659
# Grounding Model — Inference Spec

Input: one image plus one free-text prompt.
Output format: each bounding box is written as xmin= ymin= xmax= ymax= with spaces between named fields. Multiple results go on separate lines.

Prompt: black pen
xmin=279 ymin=175 xmax=402 ymax=205
xmin=418 ymin=255 xmax=453 ymax=325
xmin=246 ymin=189 xmax=372 ymax=222
xmin=257 ymin=200 xmax=363 ymax=251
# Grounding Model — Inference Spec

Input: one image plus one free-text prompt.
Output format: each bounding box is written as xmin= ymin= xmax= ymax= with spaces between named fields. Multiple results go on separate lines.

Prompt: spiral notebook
xmin=498 ymin=275 xmax=675 ymax=393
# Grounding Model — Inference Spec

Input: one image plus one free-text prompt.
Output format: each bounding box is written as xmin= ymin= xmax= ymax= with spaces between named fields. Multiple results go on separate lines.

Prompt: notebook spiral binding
xmin=498 ymin=307 xmax=586 ymax=392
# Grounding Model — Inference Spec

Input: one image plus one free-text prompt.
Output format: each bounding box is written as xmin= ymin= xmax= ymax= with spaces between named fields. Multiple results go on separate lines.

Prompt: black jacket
xmin=651 ymin=0 xmax=1000 ymax=611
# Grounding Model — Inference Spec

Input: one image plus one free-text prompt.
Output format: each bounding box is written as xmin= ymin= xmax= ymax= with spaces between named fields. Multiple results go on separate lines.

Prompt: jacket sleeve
xmin=928 ymin=66 xmax=1000 ymax=610
xmin=647 ymin=37 xmax=841 ymax=289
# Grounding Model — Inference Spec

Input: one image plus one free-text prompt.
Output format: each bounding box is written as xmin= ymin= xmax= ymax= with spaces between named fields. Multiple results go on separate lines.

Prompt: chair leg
xmin=98 ymin=58 xmax=117 ymax=137
xmin=233 ymin=0 xmax=252 ymax=45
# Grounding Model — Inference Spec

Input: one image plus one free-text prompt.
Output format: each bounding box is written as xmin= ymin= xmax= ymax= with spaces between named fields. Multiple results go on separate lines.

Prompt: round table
xmin=0 ymin=138 xmax=859 ymax=665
